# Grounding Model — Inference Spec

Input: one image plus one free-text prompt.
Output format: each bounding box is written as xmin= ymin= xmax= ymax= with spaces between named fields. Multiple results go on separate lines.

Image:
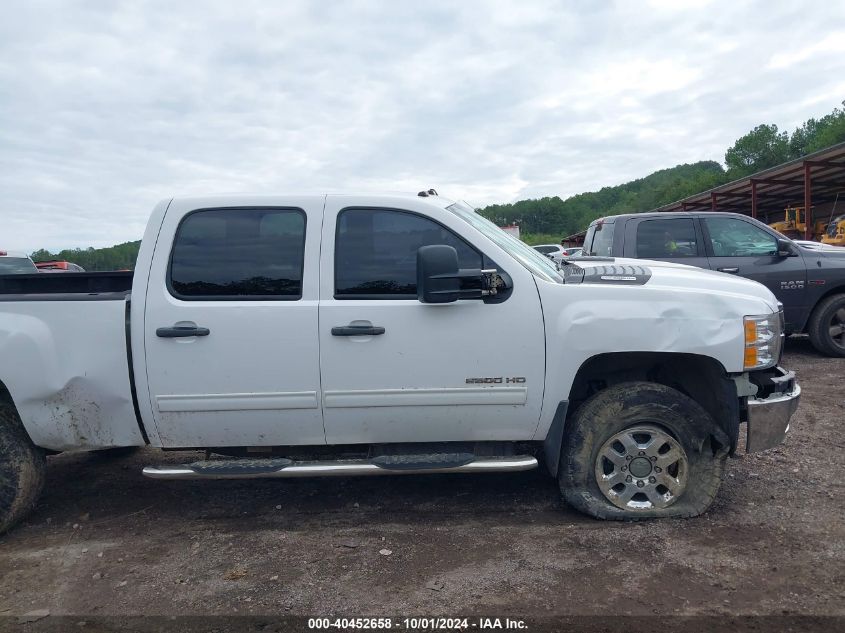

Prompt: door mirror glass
xmin=417 ymin=245 xmax=461 ymax=303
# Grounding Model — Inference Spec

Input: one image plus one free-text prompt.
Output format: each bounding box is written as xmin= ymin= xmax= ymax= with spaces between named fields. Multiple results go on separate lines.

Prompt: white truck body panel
xmin=318 ymin=195 xmax=546 ymax=444
xmin=0 ymin=299 xmax=141 ymax=450
xmin=532 ymin=258 xmax=779 ymax=440
xmin=138 ymin=195 xmax=326 ymax=447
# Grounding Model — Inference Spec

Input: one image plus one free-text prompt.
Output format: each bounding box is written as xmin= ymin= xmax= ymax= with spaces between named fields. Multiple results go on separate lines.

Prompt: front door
xmin=700 ymin=215 xmax=808 ymax=331
xmin=143 ymin=197 xmax=326 ymax=447
xmin=318 ymin=196 xmax=545 ymax=445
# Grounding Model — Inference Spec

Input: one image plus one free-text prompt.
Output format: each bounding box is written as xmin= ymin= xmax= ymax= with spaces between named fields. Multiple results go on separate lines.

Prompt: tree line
xmin=31 ymin=103 xmax=845 ymax=267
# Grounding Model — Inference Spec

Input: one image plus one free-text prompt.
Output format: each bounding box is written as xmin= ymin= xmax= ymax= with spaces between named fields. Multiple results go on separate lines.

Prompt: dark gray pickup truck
xmin=583 ymin=211 xmax=845 ymax=357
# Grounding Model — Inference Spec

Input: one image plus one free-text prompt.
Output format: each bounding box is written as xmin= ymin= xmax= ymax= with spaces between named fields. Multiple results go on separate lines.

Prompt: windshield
xmin=0 ymin=257 xmax=37 ymax=274
xmin=446 ymin=201 xmax=562 ymax=283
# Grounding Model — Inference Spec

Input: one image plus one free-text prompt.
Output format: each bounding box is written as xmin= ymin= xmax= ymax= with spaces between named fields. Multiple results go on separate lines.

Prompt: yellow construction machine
xmin=768 ymin=206 xmax=827 ymax=240
xmin=821 ymin=213 xmax=845 ymax=246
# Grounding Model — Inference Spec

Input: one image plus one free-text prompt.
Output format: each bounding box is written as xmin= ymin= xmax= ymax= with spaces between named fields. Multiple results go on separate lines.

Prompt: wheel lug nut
xmin=621 ymin=466 xmax=627 ymax=471
xmin=655 ymin=467 xmax=662 ymax=473
xmin=649 ymin=476 xmax=656 ymax=483
xmin=636 ymin=480 xmax=645 ymax=488
xmin=650 ymin=456 xmax=657 ymax=462
xmin=626 ymin=475 xmax=632 ymax=483
xmin=638 ymin=451 xmax=645 ymax=456
xmin=626 ymin=455 xmax=633 ymax=460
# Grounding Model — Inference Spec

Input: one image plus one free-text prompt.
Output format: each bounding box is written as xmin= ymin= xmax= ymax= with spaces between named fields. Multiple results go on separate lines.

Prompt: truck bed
xmin=0 ymin=271 xmax=133 ymax=297
xmin=0 ymin=271 xmax=144 ymax=450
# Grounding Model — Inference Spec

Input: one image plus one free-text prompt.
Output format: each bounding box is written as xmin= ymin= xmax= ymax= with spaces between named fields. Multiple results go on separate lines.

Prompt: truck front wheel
xmin=807 ymin=293 xmax=845 ymax=357
xmin=0 ymin=401 xmax=46 ymax=534
xmin=559 ymin=381 xmax=728 ymax=520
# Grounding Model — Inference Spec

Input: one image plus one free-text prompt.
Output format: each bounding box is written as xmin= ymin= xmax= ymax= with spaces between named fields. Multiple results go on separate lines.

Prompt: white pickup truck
xmin=0 ymin=192 xmax=800 ymax=531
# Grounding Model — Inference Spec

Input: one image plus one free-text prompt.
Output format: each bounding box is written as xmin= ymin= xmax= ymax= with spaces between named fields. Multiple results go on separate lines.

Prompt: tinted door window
xmin=704 ymin=217 xmax=777 ymax=256
xmin=636 ymin=218 xmax=699 ymax=258
xmin=534 ymin=245 xmax=557 ymax=254
xmin=335 ymin=208 xmax=482 ymax=298
xmin=170 ymin=208 xmax=306 ymax=299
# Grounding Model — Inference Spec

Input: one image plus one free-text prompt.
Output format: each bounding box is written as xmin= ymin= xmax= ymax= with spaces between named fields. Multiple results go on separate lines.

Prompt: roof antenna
xmin=417 ymin=188 xmax=438 ymax=197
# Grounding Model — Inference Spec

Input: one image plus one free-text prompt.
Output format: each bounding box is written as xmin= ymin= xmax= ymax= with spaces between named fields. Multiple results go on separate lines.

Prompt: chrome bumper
xmin=745 ymin=367 xmax=800 ymax=453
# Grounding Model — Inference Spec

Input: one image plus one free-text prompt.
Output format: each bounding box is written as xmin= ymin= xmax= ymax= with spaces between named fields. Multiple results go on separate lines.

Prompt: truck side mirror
xmin=417 ymin=245 xmax=500 ymax=303
xmin=417 ymin=245 xmax=461 ymax=303
xmin=777 ymin=238 xmax=797 ymax=257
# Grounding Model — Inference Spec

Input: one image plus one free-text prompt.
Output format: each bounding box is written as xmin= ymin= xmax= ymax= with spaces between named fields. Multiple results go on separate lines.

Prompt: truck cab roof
xmin=165 ymin=192 xmax=458 ymax=210
xmin=588 ymin=211 xmax=755 ymax=226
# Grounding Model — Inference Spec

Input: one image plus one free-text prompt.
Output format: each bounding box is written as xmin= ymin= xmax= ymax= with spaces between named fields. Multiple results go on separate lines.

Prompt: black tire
xmin=0 ymin=401 xmax=46 ymax=535
xmin=807 ymin=293 xmax=845 ymax=358
xmin=559 ymin=381 xmax=729 ymax=520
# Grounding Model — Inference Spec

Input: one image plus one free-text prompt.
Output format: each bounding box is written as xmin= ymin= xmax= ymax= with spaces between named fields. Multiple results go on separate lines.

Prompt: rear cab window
xmin=169 ymin=207 xmax=306 ymax=300
xmin=635 ymin=218 xmax=700 ymax=258
xmin=0 ymin=258 xmax=38 ymax=274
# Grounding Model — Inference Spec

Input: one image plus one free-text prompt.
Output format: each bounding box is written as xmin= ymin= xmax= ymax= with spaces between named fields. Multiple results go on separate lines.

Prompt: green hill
xmin=480 ymin=161 xmax=726 ymax=244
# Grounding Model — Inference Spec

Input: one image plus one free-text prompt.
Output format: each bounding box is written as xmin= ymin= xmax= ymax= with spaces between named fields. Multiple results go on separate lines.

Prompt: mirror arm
xmin=429 ymin=268 xmax=501 ymax=297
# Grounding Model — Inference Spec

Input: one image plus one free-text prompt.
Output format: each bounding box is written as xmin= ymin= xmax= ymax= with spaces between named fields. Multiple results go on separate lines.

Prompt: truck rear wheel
xmin=807 ymin=293 xmax=845 ymax=358
xmin=558 ymin=381 xmax=728 ymax=520
xmin=0 ymin=401 xmax=46 ymax=534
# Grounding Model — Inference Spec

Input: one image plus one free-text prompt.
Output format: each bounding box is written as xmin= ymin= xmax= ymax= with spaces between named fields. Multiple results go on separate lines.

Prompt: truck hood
xmin=563 ymin=257 xmax=780 ymax=312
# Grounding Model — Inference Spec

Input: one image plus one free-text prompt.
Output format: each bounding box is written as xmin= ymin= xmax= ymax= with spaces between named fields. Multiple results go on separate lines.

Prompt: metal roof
xmin=652 ymin=141 xmax=845 ymax=233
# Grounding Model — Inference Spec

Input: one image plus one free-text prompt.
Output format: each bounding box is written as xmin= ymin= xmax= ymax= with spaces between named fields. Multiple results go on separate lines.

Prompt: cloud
xmin=0 ymin=0 xmax=843 ymax=251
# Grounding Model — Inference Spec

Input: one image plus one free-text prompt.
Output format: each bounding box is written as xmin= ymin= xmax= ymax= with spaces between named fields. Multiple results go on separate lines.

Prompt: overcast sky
xmin=2 ymin=0 xmax=844 ymax=252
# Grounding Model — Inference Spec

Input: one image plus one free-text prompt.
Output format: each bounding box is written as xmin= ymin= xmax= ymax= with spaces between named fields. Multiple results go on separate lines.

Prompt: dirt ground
xmin=0 ymin=338 xmax=843 ymax=628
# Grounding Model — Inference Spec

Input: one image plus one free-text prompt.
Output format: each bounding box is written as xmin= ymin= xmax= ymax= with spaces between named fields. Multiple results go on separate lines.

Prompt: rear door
xmin=317 ymin=196 xmax=546 ymax=445
xmin=700 ymin=215 xmax=808 ymax=330
xmin=143 ymin=196 xmax=326 ymax=447
xmin=623 ymin=216 xmax=710 ymax=270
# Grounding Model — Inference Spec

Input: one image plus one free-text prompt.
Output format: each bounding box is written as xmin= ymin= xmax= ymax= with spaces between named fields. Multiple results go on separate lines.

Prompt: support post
xmin=711 ymin=192 xmax=717 ymax=211
xmin=804 ymin=162 xmax=812 ymax=240
xmin=751 ymin=180 xmax=758 ymax=219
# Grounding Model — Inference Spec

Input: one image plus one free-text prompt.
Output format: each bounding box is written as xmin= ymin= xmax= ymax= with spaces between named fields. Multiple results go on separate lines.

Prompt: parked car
xmin=532 ymin=244 xmax=566 ymax=262
xmin=0 ymin=193 xmax=799 ymax=532
xmin=0 ymin=250 xmax=38 ymax=274
xmin=583 ymin=211 xmax=845 ymax=356
xmin=562 ymin=247 xmax=583 ymax=257
xmin=35 ymin=260 xmax=86 ymax=272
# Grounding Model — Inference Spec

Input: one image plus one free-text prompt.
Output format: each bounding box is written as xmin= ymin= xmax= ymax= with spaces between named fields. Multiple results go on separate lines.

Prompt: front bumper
xmin=745 ymin=367 xmax=800 ymax=453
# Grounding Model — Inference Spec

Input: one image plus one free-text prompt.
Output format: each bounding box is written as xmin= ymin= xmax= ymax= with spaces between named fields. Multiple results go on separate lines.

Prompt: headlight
xmin=744 ymin=312 xmax=783 ymax=370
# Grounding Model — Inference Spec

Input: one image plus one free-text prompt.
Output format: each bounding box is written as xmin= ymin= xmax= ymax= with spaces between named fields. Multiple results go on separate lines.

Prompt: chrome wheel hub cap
xmin=594 ymin=425 xmax=688 ymax=511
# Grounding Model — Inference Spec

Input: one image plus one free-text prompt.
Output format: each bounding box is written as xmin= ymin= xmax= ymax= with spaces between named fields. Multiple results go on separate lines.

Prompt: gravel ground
xmin=0 ymin=338 xmax=842 ymax=629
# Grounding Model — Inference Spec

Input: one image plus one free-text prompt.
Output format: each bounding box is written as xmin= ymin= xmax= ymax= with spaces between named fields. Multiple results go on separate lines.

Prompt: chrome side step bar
xmin=142 ymin=455 xmax=538 ymax=480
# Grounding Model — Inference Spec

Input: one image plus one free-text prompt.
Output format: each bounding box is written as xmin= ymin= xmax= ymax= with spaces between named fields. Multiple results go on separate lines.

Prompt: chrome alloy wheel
xmin=594 ymin=425 xmax=688 ymax=511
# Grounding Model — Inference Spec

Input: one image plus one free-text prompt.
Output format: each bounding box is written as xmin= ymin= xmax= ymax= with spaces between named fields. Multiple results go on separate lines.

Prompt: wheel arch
xmin=544 ymin=352 xmax=738 ymax=476
xmin=0 ymin=378 xmax=25 ymax=429
xmin=803 ymin=285 xmax=845 ymax=332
